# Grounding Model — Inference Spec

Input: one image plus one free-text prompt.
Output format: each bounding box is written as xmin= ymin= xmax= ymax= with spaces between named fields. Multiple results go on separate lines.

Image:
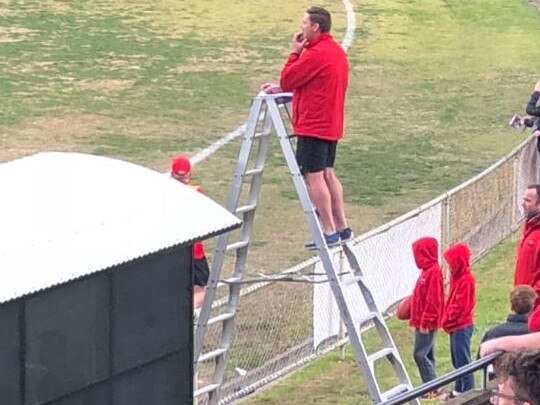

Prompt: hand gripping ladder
xmin=193 ymin=92 xmax=418 ymax=404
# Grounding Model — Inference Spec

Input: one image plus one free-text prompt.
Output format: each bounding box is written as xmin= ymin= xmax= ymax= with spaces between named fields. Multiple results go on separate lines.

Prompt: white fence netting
xmin=197 ymin=136 xmax=538 ymax=404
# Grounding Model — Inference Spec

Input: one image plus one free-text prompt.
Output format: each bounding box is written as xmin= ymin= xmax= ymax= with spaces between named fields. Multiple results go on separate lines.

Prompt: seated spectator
xmin=480 ymin=285 xmax=537 ymax=343
xmin=489 ymin=350 xmax=540 ymax=405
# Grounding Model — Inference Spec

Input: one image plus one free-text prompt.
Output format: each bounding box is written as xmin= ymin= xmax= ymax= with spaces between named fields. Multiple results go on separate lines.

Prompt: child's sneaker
xmin=305 ymin=232 xmax=340 ymax=250
xmin=421 ymin=388 xmax=445 ymax=399
xmin=338 ymin=227 xmax=354 ymax=243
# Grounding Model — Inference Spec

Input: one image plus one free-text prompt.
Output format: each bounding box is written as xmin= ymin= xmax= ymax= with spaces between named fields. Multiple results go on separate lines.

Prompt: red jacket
xmin=409 ymin=237 xmax=445 ymax=330
xmin=529 ymin=305 xmax=540 ymax=332
xmin=188 ymin=184 xmax=206 ymax=260
xmin=441 ymin=243 xmax=476 ymax=333
xmin=279 ymin=33 xmax=348 ymax=141
xmin=514 ymin=213 xmax=540 ymax=300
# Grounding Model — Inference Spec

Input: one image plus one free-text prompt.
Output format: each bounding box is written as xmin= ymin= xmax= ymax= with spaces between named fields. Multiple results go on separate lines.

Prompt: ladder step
xmin=235 ymin=204 xmax=257 ymax=215
xmin=222 ymin=276 xmax=242 ymax=284
xmin=194 ymin=383 xmax=220 ymax=398
xmin=252 ymin=131 xmax=270 ymax=139
xmin=198 ymin=347 xmax=227 ymax=363
xmin=380 ymin=384 xmax=411 ymax=401
xmin=355 ymin=312 xmax=379 ymax=327
xmin=244 ymin=167 xmax=264 ymax=177
xmin=342 ymin=274 xmax=363 ymax=287
xmin=226 ymin=240 xmax=249 ymax=251
xmin=367 ymin=348 xmax=394 ymax=365
xmin=207 ymin=312 xmax=235 ymax=326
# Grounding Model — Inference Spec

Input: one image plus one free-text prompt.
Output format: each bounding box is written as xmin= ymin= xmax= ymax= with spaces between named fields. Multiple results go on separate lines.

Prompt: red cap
xmin=170 ymin=154 xmax=191 ymax=176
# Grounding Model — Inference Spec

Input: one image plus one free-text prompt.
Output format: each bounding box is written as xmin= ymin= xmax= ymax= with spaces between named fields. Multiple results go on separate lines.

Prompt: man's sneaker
xmin=304 ymin=232 xmax=340 ymax=250
xmin=338 ymin=227 xmax=354 ymax=243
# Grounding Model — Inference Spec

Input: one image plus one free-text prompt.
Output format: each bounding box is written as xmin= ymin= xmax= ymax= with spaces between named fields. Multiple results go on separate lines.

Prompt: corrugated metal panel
xmin=0 ymin=152 xmax=241 ymax=304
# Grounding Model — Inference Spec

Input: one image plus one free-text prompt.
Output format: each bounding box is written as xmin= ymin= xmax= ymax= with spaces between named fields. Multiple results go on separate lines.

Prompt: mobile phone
xmin=508 ymin=115 xmax=522 ymax=130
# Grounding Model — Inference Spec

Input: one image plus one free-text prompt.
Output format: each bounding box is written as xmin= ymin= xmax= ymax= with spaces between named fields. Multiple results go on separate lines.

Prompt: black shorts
xmin=194 ymin=258 xmax=209 ymax=286
xmin=296 ymin=136 xmax=337 ymax=174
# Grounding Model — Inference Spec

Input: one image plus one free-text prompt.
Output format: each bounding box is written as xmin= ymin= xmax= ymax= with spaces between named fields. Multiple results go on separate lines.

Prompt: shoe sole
xmin=305 ymin=241 xmax=341 ymax=250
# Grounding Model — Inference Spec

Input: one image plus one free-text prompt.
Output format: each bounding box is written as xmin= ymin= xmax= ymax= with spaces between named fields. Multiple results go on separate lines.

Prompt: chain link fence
xmin=197 ymin=136 xmax=538 ymax=404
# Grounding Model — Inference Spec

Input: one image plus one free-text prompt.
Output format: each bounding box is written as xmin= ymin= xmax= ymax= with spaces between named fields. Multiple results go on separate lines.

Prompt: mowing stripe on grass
xmin=189 ymin=0 xmax=356 ymax=166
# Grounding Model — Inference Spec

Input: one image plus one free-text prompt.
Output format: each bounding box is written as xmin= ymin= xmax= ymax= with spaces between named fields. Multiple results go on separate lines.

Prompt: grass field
xmin=2 ymin=0 xmax=540 ymax=403
xmin=1 ymin=0 xmax=539 ymax=273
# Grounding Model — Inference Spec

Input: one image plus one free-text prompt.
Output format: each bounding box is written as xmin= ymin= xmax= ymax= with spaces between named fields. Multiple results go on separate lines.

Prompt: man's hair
xmin=527 ymin=184 xmax=540 ymax=201
xmin=306 ymin=6 xmax=332 ymax=33
xmin=496 ymin=350 xmax=540 ymax=405
xmin=510 ymin=285 xmax=537 ymax=315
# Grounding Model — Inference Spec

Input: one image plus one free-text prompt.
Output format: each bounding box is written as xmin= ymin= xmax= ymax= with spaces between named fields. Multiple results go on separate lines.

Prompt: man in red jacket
xmin=263 ymin=6 xmax=352 ymax=250
xmin=442 ymin=243 xmax=476 ymax=397
xmin=171 ymin=154 xmax=209 ymax=310
xmin=409 ymin=237 xmax=445 ymax=398
xmin=515 ymin=184 xmax=540 ymax=305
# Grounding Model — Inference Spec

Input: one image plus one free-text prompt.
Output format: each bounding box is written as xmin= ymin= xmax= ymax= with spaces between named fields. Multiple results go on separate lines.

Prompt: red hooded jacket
xmin=529 ymin=304 xmax=540 ymax=332
xmin=409 ymin=237 xmax=445 ymax=330
xmin=280 ymin=33 xmax=348 ymax=141
xmin=441 ymin=243 xmax=476 ymax=333
xmin=514 ymin=213 xmax=540 ymax=301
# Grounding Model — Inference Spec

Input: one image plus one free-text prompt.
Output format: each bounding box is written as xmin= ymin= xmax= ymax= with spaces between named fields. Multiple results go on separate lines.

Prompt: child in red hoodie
xmin=410 ymin=237 xmax=445 ymax=397
xmin=442 ymin=243 xmax=476 ymax=396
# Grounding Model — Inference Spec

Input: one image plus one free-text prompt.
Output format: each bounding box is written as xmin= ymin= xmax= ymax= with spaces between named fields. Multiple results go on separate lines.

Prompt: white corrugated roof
xmin=0 ymin=152 xmax=241 ymax=304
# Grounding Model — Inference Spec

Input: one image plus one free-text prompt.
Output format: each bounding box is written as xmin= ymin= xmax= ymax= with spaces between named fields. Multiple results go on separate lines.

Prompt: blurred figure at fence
xmin=170 ymin=154 xmax=209 ymax=311
xmin=514 ymin=185 xmax=540 ymax=306
xmin=509 ymin=80 xmax=540 ymax=137
xmin=480 ymin=285 xmax=536 ymax=343
xmin=409 ymin=237 xmax=445 ymax=399
xmin=441 ymin=243 xmax=476 ymax=397
xmin=261 ymin=6 xmax=352 ymax=250
xmin=489 ymin=350 xmax=540 ymax=405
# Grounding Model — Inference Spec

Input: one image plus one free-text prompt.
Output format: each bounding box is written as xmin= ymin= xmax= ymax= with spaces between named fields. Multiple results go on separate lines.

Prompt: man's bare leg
xmin=304 ymin=171 xmax=336 ymax=235
xmin=324 ymin=168 xmax=348 ymax=231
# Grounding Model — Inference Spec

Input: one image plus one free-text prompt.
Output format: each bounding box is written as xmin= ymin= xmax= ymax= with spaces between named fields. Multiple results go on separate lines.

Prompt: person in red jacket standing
xmin=262 ymin=6 xmax=352 ymax=250
xmin=441 ymin=243 xmax=476 ymax=397
xmin=515 ymin=184 xmax=540 ymax=305
xmin=170 ymin=154 xmax=209 ymax=311
xmin=409 ymin=237 xmax=445 ymax=398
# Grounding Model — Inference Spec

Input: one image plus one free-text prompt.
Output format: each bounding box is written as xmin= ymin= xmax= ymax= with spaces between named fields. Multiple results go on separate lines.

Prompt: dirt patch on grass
xmin=171 ymin=47 xmax=261 ymax=74
xmin=75 ymin=79 xmax=134 ymax=92
xmin=0 ymin=25 xmax=36 ymax=43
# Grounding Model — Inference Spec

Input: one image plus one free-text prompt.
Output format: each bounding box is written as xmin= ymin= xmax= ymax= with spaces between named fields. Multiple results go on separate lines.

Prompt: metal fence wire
xmin=196 ymin=136 xmax=538 ymax=404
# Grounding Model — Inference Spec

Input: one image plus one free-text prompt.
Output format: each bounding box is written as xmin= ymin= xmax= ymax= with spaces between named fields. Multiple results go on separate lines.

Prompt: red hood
xmin=444 ymin=243 xmax=471 ymax=278
xmin=412 ymin=237 xmax=439 ymax=270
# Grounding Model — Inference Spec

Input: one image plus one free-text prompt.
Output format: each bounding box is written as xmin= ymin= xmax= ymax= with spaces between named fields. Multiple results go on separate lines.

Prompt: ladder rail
xmin=194 ymin=96 xmax=267 ymax=361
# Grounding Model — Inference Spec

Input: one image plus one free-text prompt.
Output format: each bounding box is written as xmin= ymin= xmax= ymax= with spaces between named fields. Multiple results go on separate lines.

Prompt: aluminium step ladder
xmin=193 ymin=92 xmax=418 ymax=404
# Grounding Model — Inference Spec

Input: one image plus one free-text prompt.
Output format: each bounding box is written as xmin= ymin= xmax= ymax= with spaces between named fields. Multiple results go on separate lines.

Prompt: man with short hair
xmin=515 ymin=185 xmax=540 ymax=303
xmin=489 ymin=350 xmax=540 ymax=405
xmin=262 ymin=6 xmax=352 ymax=249
xmin=480 ymin=285 xmax=537 ymax=343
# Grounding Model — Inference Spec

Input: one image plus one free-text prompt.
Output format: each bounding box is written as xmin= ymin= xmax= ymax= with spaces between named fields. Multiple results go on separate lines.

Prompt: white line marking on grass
xmin=190 ymin=1 xmax=356 ymax=166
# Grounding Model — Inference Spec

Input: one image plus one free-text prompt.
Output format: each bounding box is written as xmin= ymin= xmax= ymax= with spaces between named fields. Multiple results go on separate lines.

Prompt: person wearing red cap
xmin=171 ymin=154 xmax=208 ymax=310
